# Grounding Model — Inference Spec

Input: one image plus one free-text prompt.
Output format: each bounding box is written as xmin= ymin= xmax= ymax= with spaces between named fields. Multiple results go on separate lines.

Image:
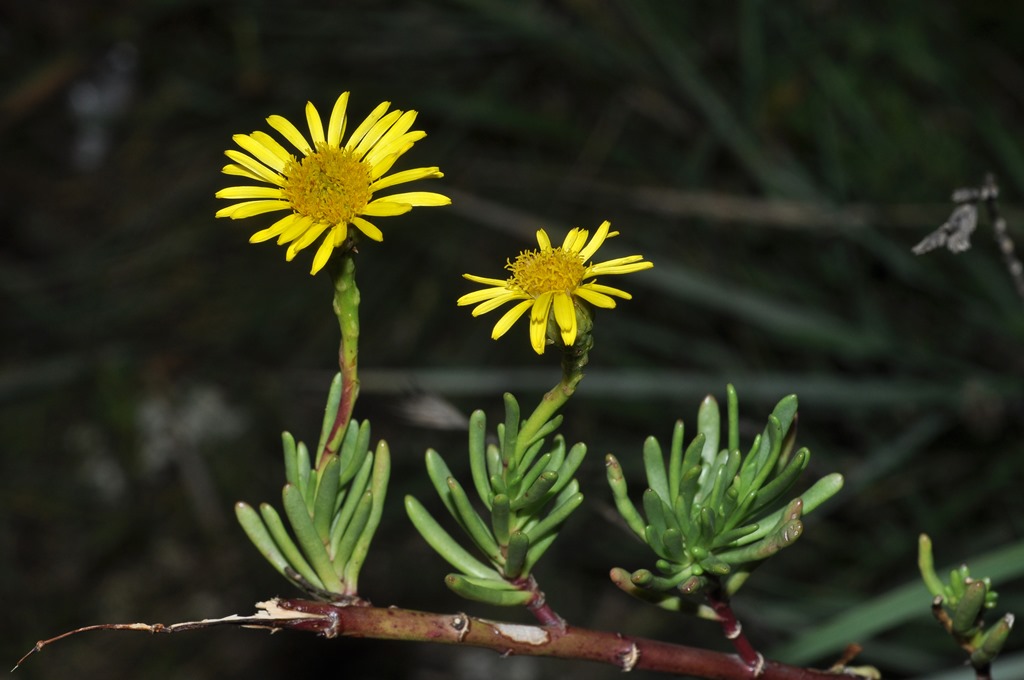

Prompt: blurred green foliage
xmin=2 ymin=1 xmax=1022 ymax=679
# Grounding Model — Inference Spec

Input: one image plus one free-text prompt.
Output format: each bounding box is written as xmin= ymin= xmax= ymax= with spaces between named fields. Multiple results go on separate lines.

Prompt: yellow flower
xmin=215 ymin=92 xmax=450 ymax=274
xmin=458 ymin=221 xmax=653 ymax=354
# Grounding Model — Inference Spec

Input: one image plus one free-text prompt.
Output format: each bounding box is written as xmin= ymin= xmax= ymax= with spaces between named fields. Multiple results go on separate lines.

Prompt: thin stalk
xmin=706 ymin=579 xmax=764 ymax=673
xmin=320 ymin=254 xmax=360 ymax=467
xmin=515 ymin=329 xmax=591 ymax=460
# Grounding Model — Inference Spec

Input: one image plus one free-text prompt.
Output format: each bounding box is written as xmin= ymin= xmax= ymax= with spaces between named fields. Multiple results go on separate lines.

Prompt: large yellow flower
xmin=458 ymin=221 xmax=653 ymax=354
xmin=215 ymin=92 xmax=450 ymax=274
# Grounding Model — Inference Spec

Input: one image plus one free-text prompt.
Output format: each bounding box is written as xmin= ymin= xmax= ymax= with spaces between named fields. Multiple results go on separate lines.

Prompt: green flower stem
xmin=320 ymin=253 xmax=361 ymax=467
xmin=515 ymin=348 xmax=588 ymax=461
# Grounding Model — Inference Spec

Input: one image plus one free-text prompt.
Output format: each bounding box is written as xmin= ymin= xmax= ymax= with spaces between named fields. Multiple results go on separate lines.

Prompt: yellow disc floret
xmin=281 ymin=144 xmax=373 ymax=227
xmin=507 ymin=248 xmax=586 ymax=296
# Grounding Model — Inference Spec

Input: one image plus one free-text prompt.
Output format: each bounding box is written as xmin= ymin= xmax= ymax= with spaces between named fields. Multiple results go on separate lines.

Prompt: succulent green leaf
xmin=282 ymin=483 xmax=344 ymax=593
xmin=662 ymin=527 xmax=686 ymax=562
xmin=548 ymin=442 xmax=586 ymax=498
xmin=445 ymin=574 xmax=534 ymax=606
xmin=315 ymin=373 xmax=343 ymax=457
xmin=726 ymin=384 xmax=739 ymax=452
xmin=518 ymin=414 xmax=563 ymax=457
xmin=511 ymin=470 xmax=558 ymax=513
xmin=235 ymin=502 xmax=292 ymax=580
xmin=312 ymin=455 xmax=340 ymax=542
xmin=517 ymin=437 xmax=548 ymax=479
xmin=447 ymin=476 xmax=502 ymax=564
xmin=258 ymin=502 xmax=323 ymax=588
xmin=501 ymin=393 xmax=520 ymax=464
xmin=749 ymin=448 xmax=810 ymax=515
xmin=424 ymin=448 xmax=459 ymax=521
xmin=643 ymin=436 xmax=670 ymax=504
xmin=518 ymin=453 xmax=553 ymax=499
xmin=503 ymin=530 xmax=530 ymax=578
xmin=609 ymin=567 xmax=686 ymax=611
xmin=468 ymin=410 xmax=492 ymax=510
xmin=522 ymin=531 xmax=559 ymax=574
xmin=338 ymin=419 xmax=371 ymax=488
xmin=282 ymin=432 xmax=300 ymax=489
xmin=643 ymin=489 xmax=671 ymax=540
xmin=952 ymin=579 xmax=987 ymax=636
xmin=918 ymin=534 xmax=945 ymax=598
xmin=606 ymin=454 xmax=646 ymax=539
xmin=667 ymin=420 xmax=685 ymax=506
xmin=525 ymin=491 xmax=583 ymax=543
xmin=296 ymin=441 xmax=313 ymax=510
xmin=491 ymin=493 xmax=511 ymax=545
xmin=970 ymin=614 xmax=1015 ymax=666
xmin=696 ymin=395 xmax=720 ymax=469
xmin=341 ymin=440 xmax=390 ymax=592
xmin=486 ymin=442 xmax=502 ymax=481
xmin=405 ymin=495 xmax=504 ymax=580
xmin=330 ymin=454 xmax=373 ymax=554
xmin=333 ymin=491 xmax=372 ymax=577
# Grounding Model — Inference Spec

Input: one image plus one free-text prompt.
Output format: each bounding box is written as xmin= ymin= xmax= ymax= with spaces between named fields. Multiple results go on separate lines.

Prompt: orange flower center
xmin=281 ymin=144 xmax=373 ymax=224
xmin=506 ymin=247 xmax=585 ymax=296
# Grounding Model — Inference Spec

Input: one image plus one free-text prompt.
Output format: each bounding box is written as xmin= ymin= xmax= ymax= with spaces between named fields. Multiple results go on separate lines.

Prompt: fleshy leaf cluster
xmin=236 ymin=373 xmax=389 ymax=601
xmin=607 ymin=385 xmax=844 ymax=610
xmin=406 ymin=393 xmax=585 ymax=606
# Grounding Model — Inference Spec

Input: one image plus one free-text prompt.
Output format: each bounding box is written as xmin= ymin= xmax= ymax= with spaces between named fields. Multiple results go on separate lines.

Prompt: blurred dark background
xmin=3 ymin=1 xmax=1024 ymax=679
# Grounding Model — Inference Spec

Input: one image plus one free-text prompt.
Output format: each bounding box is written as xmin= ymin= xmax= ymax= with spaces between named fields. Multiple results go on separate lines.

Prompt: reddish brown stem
xmin=706 ymin=582 xmax=764 ymax=674
xmin=515 ymin=575 xmax=566 ymax=632
xmin=17 ymin=599 xmax=849 ymax=679
xmin=274 ymin=599 xmax=834 ymax=679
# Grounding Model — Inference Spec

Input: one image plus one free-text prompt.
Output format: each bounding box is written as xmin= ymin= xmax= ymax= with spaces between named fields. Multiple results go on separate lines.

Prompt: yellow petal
xmin=562 ymin=227 xmax=587 ymax=252
xmin=233 ymin=133 xmax=287 ymax=173
xmin=375 ymin=191 xmax=450 ymax=207
xmin=216 ymin=199 xmax=291 ymax=219
xmin=345 ymin=101 xmax=391 ymax=151
xmin=327 ymin=92 xmax=350 ymax=147
xmin=286 ymin=219 xmax=331 ymax=254
xmin=574 ymin=286 xmax=618 ymax=308
xmin=529 ymin=292 xmax=554 ymax=355
xmin=578 ymin=220 xmax=612 ymax=261
xmin=352 ymin=109 xmax=404 ymax=160
xmin=224 ymin=150 xmax=284 ymax=186
xmin=536 ymin=229 xmax=551 ymax=250
xmin=215 ymin=186 xmax=284 ymax=200
xmin=250 ymin=130 xmax=293 ymax=166
xmin=491 ymin=299 xmax=534 ymax=340
xmin=471 ymin=292 xmax=525 ymax=316
xmin=310 ymin=231 xmax=336 ymax=275
xmin=364 ymin=110 xmax=418 ymax=161
xmin=462 ymin=273 xmax=508 ymax=287
xmin=351 ymin=216 xmax=384 ymax=241
xmin=360 ymin=201 xmax=413 ymax=217
xmin=249 ymin=213 xmax=300 ymax=243
xmin=364 ymin=131 xmax=425 ymax=168
xmin=457 ymin=286 xmax=513 ymax=306
xmin=305 ymin=101 xmax=325 ymax=146
xmin=369 ymin=166 xmax=443 ymax=192
xmin=267 ymin=114 xmax=312 ymax=155
xmin=552 ymin=292 xmax=577 ymax=345
xmin=332 ymin=223 xmax=350 ymax=245
xmin=580 ymin=281 xmax=634 ymax=301
xmin=221 ymin=163 xmax=266 ymax=182
xmin=588 ymin=258 xmax=653 ymax=276
xmin=276 ymin=215 xmax=315 ymax=244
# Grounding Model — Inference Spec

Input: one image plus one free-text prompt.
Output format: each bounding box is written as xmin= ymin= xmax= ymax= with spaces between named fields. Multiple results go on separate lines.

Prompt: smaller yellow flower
xmin=458 ymin=221 xmax=653 ymax=354
xmin=215 ymin=92 xmax=450 ymax=274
